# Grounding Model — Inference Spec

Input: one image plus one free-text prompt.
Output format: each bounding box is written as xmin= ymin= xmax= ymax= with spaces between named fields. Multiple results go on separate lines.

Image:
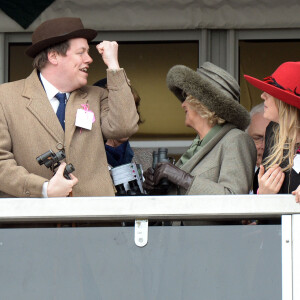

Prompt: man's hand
xmin=106 ymin=138 xmax=128 ymax=148
xmin=258 ymin=164 xmax=285 ymax=194
xmin=154 ymin=162 xmax=194 ymax=190
xmin=292 ymin=185 xmax=300 ymax=203
xmin=47 ymin=163 xmax=78 ymax=197
xmin=96 ymin=41 xmax=120 ymax=69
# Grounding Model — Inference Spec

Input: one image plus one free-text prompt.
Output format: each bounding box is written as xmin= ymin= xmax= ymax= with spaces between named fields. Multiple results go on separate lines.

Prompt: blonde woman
xmin=143 ymin=62 xmax=256 ymax=196
xmin=244 ymin=62 xmax=300 ymax=202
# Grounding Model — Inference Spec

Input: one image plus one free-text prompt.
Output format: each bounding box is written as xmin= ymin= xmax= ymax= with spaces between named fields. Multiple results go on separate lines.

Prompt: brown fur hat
xmin=166 ymin=62 xmax=250 ymax=130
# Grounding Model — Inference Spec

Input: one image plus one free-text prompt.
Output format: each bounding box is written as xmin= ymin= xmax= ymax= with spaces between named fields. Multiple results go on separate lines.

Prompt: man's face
xmin=56 ymin=38 xmax=93 ymax=92
xmin=247 ymin=112 xmax=270 ymax=167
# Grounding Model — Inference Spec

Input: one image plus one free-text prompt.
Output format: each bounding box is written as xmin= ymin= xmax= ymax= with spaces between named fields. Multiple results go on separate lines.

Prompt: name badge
xmin=75 ymin=109 xmax=94 ymax=130
xmin=293 ymin=154 xmax=300 ymax=174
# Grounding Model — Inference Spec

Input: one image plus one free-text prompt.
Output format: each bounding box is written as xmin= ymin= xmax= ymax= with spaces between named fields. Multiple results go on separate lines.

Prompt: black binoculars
xmin=36 ymin=150 xmax=75 ymax=180
xmin=115 ymin=179 xmax=144 ymax=196
xmin=150 ymin=148 xmax=171 ymax=194
xmin=152 ymin=148 xmax=170 ymax=169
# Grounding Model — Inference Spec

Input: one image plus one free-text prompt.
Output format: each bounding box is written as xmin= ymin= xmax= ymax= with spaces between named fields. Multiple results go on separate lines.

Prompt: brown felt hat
xmin=26 ymin=17 xmax=97 ymax=58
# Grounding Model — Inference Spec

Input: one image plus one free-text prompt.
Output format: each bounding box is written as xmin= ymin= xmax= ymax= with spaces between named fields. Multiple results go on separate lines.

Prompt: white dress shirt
xmin=39 ymin=73 xmax=70 ymax=197
xmin=39 ymin=73 xmax=70 ymax=112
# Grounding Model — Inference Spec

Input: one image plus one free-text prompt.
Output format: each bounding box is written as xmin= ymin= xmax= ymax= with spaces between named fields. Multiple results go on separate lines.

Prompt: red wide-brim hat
xmin=244 ymin=61 xmax=300 ymax=110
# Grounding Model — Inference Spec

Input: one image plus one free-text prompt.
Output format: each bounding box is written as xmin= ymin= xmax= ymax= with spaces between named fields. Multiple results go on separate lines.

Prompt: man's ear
xmin=48 ymin=51 xmax=58 ymax=65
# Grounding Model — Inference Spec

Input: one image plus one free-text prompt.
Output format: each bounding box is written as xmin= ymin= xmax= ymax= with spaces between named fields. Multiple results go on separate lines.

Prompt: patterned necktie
xmin=56 ymin=93 xmax=67 ymax=130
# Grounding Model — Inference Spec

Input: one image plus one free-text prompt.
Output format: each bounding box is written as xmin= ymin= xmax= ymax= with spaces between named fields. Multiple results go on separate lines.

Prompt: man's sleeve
xmin=100 ymin=69 xmax=139 ymax=140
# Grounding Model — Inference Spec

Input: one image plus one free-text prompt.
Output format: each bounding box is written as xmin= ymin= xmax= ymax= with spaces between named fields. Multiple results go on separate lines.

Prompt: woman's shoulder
xmin=218 ymin=126 xmax=256 ymax=153
xmin=222 ymin=125 xmax=253 ymax=142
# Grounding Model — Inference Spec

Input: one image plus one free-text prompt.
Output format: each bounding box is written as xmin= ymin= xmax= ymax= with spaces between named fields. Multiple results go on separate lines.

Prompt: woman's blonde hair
xmin=185 ymin=95 xmax=225 ymax=127
xmin=263 ymin=98 xmax=300 ymax=171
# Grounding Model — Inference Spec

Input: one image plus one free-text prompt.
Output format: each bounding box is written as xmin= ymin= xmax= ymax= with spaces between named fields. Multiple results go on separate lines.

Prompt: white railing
xmin=0 ymin=194 xmax=298 ymax=222
xmin=0 ymin=194 xmax=299 ymax=300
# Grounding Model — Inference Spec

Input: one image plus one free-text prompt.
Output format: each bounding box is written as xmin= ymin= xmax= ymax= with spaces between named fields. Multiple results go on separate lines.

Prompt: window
xmin=9 ymin=41 xmax=198 ymax=139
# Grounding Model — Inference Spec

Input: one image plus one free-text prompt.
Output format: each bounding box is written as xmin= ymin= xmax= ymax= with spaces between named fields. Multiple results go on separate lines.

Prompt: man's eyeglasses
xmin=252 ymin=135 xmax=265 ymax=144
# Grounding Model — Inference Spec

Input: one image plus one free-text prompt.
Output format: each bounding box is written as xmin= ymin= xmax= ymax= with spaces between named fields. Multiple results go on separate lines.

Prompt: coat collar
xmin=178 ymin=123 xmax=236 ymax=173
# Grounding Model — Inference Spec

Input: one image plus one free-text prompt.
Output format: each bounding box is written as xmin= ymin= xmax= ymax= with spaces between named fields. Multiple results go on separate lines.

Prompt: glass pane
xmin=9 ymin=41 xmax=198 ymax=139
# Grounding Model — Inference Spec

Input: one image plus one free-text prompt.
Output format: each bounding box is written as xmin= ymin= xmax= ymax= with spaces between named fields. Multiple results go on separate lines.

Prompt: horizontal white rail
xmin=130 ymin=140 xmax=192 ymax=154
xmin=0 ymin=194 xmax=298 ymax=222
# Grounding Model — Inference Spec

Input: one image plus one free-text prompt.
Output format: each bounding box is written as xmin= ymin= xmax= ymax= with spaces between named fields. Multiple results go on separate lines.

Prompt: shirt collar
xmin=39 ymin=73 xmax=70 ymax=101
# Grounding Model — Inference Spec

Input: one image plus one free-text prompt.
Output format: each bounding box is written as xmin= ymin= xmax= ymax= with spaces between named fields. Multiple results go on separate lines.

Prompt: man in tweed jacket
xmin=0 ymin=17 xmax=139 ymax=198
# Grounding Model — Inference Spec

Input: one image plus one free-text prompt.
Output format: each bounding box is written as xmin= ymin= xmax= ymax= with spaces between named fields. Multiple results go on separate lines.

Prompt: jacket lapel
xmin=64 ymin=88 xmax=88 ymax=148
xmin=23 ymin=70 xmax=64 ymax=143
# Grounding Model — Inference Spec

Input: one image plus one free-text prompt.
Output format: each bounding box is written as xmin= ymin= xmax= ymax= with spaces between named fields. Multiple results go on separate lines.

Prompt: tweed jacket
xmin=0 ymin=69 xmax=139 ymax=197
xmin=174 ymin=123 xmax=256 ymax=195
xmin=132 ymin=147 xmax=153 ymax=173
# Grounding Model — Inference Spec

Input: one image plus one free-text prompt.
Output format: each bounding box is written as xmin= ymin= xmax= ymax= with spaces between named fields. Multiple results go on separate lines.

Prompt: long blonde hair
xmin=185 ymin=95 xmax=225 ymax=127
xmin=263 ymin=98 xmax=300 ymax=171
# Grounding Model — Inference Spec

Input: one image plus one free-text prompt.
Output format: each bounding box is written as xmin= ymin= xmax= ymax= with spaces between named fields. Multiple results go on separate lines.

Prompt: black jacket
xmin=254 ymin=122 xmax=300 ymax=194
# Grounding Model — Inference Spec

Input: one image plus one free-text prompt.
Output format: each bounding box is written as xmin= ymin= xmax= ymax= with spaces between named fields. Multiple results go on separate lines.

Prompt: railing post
xmin=282 ymin=215 xmax=292 ymax=300
xmin=292 ymin=214 xmax=300 ymax=299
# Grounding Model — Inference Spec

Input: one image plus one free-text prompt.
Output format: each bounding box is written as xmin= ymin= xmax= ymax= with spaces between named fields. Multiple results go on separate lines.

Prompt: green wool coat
xmin=175 ymin=123 xmax=256 ymax=195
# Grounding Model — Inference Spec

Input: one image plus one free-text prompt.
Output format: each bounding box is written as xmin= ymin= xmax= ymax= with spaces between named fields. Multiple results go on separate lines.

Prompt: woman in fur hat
xmin=244 ymin=61 xmax=300 ymax=202
xmin=143 ymin=62 xmax=256 ymax=196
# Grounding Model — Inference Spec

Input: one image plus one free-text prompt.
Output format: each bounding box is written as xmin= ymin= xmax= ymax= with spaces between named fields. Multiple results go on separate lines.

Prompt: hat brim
xmin=244 ymin=75 xmax=300 ymax=109
xmin=25 ymin=28 xmax=97 ymax=58
xmin=167 ymin=65 xmax=250 ymax=130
